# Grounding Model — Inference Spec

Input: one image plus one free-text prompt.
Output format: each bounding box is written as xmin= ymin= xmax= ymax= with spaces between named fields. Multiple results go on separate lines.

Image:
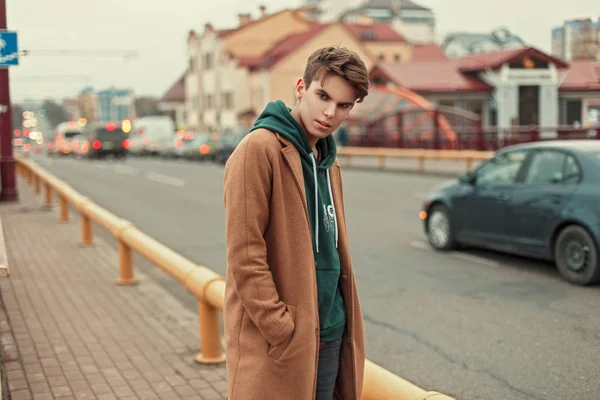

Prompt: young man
xmin=223 ymin=46 xmax=369 ymax=400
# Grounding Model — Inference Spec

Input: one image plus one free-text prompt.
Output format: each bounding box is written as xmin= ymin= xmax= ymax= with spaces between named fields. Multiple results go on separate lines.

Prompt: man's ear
xmin=295 ymin=78 xmax=306 ymax=101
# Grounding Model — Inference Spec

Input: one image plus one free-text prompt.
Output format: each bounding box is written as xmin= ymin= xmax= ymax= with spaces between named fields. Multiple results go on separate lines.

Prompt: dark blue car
xmin=420 ymin=140 xmax=600 ymax=285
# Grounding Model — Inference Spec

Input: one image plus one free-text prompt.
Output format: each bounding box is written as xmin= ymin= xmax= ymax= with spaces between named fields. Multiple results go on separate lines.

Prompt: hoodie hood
xmin=250 ymin=100 xmax=337 ymax=169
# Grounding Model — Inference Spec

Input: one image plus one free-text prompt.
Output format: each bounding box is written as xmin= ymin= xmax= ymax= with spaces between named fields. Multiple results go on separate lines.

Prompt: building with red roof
xmin=183 ymin=6 xmax=414 ymax=131
xmin=158 ymin=74 xmax=186 ymax=127
xmin=370 ymin=47 xmax=600 ymax=133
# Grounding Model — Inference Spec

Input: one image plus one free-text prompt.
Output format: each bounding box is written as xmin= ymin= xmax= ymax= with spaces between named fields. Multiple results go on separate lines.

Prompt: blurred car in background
xmin=49 ymin=121 xmax=83 ymax=156
xmin=83 ymin=122 xmax=129 ymax=159
xmin=182 ymin=132 xmax=220 ymax=161
xmin=130 ymin=116 xmax=176 ymax=156
xmin=214 ymin=129 xmax=248 ymax=165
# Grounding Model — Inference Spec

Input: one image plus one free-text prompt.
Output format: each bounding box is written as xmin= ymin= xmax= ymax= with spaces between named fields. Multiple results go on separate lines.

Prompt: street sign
xmin=0 ymin=30 xmax=19 ymax=66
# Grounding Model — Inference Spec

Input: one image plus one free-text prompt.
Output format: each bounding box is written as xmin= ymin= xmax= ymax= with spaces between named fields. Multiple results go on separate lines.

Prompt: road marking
xmin=452 ymin=253 xmax=499 ymax=268
xmin=113 ymin=165 xmax=138 ymax=176
xmin=409 ymin=240 xmax=430 ymax=250
xmin=409 ymin=240 xmax=499 ymax=268
xmin=145 ymin=172 xmax=185 ymax=187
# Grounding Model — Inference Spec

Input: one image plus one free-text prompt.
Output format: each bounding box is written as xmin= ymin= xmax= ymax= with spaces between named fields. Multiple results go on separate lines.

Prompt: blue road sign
xmin=0 ymin=31 xmax=19 ymax=67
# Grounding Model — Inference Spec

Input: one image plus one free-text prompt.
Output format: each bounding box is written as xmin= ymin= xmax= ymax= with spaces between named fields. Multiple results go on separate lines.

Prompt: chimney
xmin=238 ymin=13 xmax=252 ymax=26
xmin=259 ymin=5 xmax=267 ymax=18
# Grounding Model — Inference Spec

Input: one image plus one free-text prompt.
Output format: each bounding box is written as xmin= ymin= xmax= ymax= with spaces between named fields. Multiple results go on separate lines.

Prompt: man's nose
xmin=324 ymin=103 xmax=336 ymax=119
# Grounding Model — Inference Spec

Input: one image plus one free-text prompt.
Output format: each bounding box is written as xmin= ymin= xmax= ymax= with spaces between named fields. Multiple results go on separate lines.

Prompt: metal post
xmin=396 ymin=112 xmax=404 ymax=148
xmin=59 ymin=195 xmax=69 ymax=222
xmin=80 ymin=214 xmax=94 ymax=246
xmin=475 ymin=118 xmax=485 ymax=151
xmin=195 ymin=299 xmax=226 ymax=364
xmin=116 ymin=241 xmax=138 ymax=286
xmin=0 ymin=0 xmax=18 ymax=202
xmin=44 ymin=183 xmax=52 ymax=206
xmin=433 ymin=109 xmax=441 ymax=150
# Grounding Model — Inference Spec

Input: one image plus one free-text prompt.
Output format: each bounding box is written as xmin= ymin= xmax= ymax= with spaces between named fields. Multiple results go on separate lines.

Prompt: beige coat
xmin=223 ymin=129 xmax=365 ymax=400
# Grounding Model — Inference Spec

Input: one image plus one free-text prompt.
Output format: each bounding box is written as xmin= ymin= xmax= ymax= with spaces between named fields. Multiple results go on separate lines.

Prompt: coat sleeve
xmin=223 ymin=133 xmax=294 ymax=347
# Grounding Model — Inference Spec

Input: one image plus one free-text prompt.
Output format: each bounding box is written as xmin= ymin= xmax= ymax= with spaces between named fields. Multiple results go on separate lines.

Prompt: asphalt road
xmin=26 ymin=153 xmax=600 ymax=400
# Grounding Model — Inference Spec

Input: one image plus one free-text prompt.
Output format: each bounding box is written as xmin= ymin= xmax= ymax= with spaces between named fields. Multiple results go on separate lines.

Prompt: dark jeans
xmin=315 ymin=338 xmax=343 ymax=400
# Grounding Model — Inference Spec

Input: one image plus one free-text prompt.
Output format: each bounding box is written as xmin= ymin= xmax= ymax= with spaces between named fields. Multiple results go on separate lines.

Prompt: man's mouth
xmin=316 ymin=120 xmax=331 ymax=129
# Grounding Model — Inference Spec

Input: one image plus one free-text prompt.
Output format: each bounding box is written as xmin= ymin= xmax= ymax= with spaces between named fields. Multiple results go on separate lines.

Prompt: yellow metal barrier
xmin=15 ymin=156 xmax=455 ymax=400
xmin=337 ymin=146 xmax=494 ymax=172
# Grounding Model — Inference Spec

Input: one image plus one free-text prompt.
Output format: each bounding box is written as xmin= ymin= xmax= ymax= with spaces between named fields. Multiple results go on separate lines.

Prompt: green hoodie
xmin=250 ymin=100 xmax=346 ymax=342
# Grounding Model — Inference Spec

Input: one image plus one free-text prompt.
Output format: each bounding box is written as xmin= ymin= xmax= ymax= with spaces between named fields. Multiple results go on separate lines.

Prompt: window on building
xmin=361 ymin=31 xmax=375 ymax=41
xmin=394 ymin=54 xmax=401 ymax=62
xmin=204 ymin=53 xmax=213 ymax=69
xmin=205 ymin=95 xmax=213 ymax=109
xmin=222 ymin=92 xmax=234 ymax=109
xmin=566 ymin=100 xmax=582 ymax=125
xmin=378 ymin=53 xmax=385 ymax=61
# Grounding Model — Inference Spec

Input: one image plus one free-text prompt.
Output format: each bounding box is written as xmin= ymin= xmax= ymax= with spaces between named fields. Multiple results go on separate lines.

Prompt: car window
xmin=524 ymin=150 xmax=581 ymax=184
xmin=476 ymin=150 xmax=527 ymax=186
xmin=524 ymin=150 xmax=566 ymax=184
xmin=563 ymin=155 xmax=582 ymax=183
xmin=94 ymin=128 xmax=126 ymax=140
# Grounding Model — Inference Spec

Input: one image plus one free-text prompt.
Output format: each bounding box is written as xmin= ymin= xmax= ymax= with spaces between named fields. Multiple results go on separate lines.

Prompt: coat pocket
xmin=267 ymin=304 xmax=296 ymax=361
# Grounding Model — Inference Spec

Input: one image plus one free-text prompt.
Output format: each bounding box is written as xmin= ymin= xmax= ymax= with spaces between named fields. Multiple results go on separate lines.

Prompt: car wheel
xmin=554 ymin=225 xmax=600 ymax=285
xmin=427 ymin=204 xmax=455 ymax=251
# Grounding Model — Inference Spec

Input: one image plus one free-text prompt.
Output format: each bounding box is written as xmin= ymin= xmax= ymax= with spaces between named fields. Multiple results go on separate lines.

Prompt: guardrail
xmin=14 ymin=155 xmax=455 ymax=400
xmin=337 ymin=147 xmax=494 ymax=172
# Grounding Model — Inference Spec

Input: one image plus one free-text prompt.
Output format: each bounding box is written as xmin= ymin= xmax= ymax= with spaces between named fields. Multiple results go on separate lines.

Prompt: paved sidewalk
xmin=0 ymin=180 xmax=227 ymax=399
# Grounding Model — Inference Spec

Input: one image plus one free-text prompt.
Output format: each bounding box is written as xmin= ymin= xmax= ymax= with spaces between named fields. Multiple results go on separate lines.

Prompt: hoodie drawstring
xmin=311 ymin=153 xmax=339 ymax=252
xmin=311 ymin=153 xmax=319 ymax=253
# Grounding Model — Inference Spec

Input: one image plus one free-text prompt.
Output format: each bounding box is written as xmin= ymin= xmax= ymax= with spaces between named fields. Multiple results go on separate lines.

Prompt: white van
xmin=130 ymin=116 xmax=176 ymax=156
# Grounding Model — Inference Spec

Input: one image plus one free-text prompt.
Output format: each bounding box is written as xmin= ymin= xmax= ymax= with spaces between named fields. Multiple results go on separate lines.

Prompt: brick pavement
xmin=0 ymin=180 xmax=227 ymax=400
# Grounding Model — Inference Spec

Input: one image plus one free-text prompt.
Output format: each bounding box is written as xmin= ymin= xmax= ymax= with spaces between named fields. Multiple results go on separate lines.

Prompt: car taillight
xmin=23 ymin=144 xmax=31 ymax=152
xmin=92 ymin=140 xmax=101 ymax=150
xmin=174 ymin=139 xmax=184 ymax=148
xmin=122 ymin=139 xmax=130 ymax=149
xmin=199 ymin=144 xmax=211 ymax=154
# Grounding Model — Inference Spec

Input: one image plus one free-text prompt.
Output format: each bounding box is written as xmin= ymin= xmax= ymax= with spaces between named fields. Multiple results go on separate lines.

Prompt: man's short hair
xmin=303 ymin=46 xmax=369 ymax=103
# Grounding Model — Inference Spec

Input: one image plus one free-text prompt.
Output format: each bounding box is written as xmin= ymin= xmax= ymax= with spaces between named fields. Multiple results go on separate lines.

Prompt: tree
xmin=135 ymin=96 xmax=162 ymax=118
xmin=41 ymin=99 xmax=68 ymax=128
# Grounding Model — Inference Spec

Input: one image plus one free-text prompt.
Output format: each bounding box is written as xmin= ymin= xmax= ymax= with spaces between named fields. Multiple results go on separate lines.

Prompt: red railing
xmin=344 ymin=106 xmax=600 ymax=151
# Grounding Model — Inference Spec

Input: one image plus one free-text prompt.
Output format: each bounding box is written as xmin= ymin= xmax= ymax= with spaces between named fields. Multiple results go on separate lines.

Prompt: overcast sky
xmin=5 ymin=0 xmax=599 ymax=104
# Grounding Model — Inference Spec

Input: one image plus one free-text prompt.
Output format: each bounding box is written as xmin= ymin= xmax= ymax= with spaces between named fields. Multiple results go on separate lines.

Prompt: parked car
xmin=420 ymin=140 xmax=600 ymax=285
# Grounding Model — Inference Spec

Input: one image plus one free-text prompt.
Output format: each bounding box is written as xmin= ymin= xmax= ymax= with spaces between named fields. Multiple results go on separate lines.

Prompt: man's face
xmin=295 ymin=73 xmax=356 ymax=143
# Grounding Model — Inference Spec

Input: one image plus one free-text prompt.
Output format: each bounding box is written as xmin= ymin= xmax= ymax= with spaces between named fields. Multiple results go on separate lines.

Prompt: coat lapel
xmin=279 ymin=137 xmax=310 ymax=222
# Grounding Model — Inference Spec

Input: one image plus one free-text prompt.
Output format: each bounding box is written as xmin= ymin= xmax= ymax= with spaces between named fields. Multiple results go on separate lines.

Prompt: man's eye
xmin=318 ymin=93 xmax=327 ymax=100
